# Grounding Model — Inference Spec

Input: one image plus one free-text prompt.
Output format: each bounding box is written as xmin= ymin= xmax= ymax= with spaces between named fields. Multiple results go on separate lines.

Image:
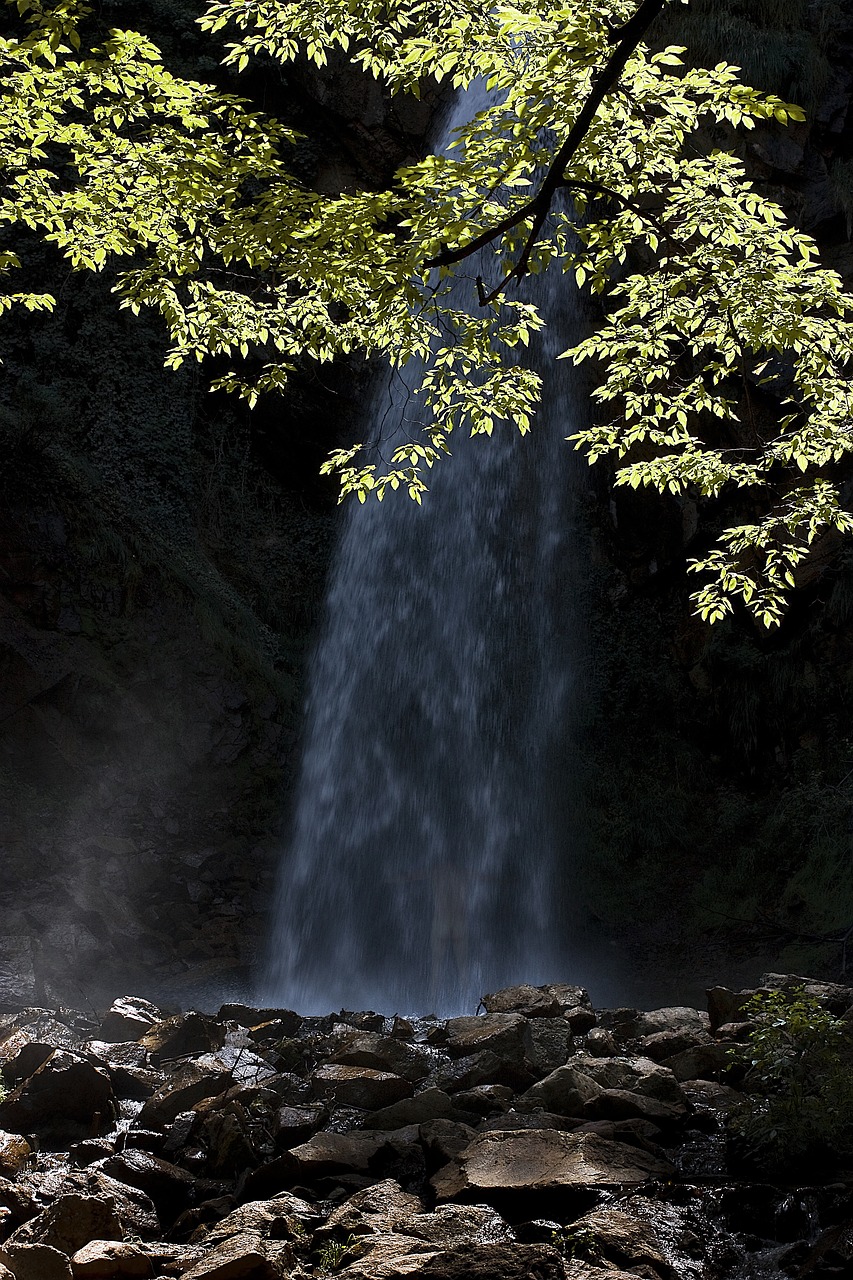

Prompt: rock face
xmin=0 ymin=978 xmax=846 ymax=1280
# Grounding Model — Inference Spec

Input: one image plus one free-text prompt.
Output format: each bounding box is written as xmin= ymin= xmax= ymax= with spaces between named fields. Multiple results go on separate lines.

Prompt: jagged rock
xmin=518 ymin=1055 xmax=686 ymax=1118
xmin=99 ymin=999 xmax=163 ymax=1045
xmin=452 ymin=1085 xmax=513 ymax=1115
xmin=361 ymin=1089 xmax=464 ymax=1130
xmin=634 ymin=1008 xmax=708 ymax=1038
xmin=481 ymin=985 xmax=563 ymax=1018
xmin=317 ymin=1178 xmax=422 ymax=1239
xmin=195 ymin=1193 xmax=316 ymax=1246
xmin=526 ymin=1019 xmax=575 ymax=1076
xmin=100 ymin=1150 xmax=197 ymax=1221
xmin=247 ymin=1020 xmax=304 ymax=1048
xmin=660 ymin=1043 xmax=729 ymax=1082
xmin=582 ymin=1089 xmax=686 ymax=1125
xmin=401 ymin=1204 xmax=513 ymax=1247
xmin=681 ymin=1080 xmax=741 ymax=1114
xmin=4 ymin=1192 xmax=122 ymax=1255
xmin=288 ymin=1129 xmax=387 ymax=1175
xmin=390 ymin=1017 xmax=415 ymax=1040
xmin=82 ymin=1042 xmax=160 ymax=1102
xmin=0 ymin=1034 xmax=56 ymax=1086
xmin=481 ymin=1110 xmax=580 ymax=1132
xmin=0 ymin=1130 xmax=31 ymax=1176
xmin=640 ymin=1028 xmax=711 ymax=1061
xmin=761 ymin=973 xmax=853 ymax=1015
xmin=199 ymin=1108 xmax=256 ymax=1177
xmin=196 ymin=1042 xmax=278 ymax=1088
xmin=218 ymin=1005 xmax=300 ymax=1036
xmin=444 ymin=1014 xmax=531 ymax=1061
xmin=310 ymin=1064 xmax=413 ymax=1110
xmin=0 ymin=1242 xmax=73 ymax=1280
xmin=566 ymin=1207 xmax=673 ymax=1278
xmin=70 ymin=1240 xmax=153 ymax=1277
xmin=584 ymin=1028 xmax=617 ymax=1058
xmin=514 ymin=1062 xmax=599 ymax=1116
xmin=329 ymin=1033 xmax=430 ymax=1083
xmin=139 ymin=1015 xmax=225 ymax=1066
xmin=431 ymin=1129 xmax=674 ymax=1200
xmin=0 ymin=1051 xmax=115 ymax=1141
xmin=418 ymin=1120 xmax=477 ymax=1166
xmin=84 ymin=1172 xmax=159 ymax=1240
xmin=138 ymin=1063 xmax=232 ymax=1129
xmin=180 ymin=1233 xmax=285 ymax=1280
xmin=272 ymin=1103 xmax=326 ymax=1146
xmin=431 ymin=1049 xmax=533 ymax=1093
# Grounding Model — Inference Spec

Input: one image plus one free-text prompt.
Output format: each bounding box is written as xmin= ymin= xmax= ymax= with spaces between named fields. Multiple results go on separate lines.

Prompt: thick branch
xmin=424 ymin=0 xmax=671 ymax=283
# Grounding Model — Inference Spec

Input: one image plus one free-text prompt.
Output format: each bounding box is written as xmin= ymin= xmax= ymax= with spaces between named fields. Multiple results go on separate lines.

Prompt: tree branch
xmin=424 ymin=0 xmax=671 ymax=294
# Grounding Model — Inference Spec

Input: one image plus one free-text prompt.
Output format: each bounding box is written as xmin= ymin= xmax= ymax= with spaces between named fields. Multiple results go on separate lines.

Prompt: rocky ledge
xmin=0 ymin=975 xmax=850 ymax=1279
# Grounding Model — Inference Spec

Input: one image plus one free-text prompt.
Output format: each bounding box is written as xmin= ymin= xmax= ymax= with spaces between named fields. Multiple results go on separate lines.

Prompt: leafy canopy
xmin=1 ymin=0 xmax=852 ymax=626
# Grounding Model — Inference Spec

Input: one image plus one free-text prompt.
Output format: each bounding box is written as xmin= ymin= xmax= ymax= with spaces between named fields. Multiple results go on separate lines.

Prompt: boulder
xmin=0 ymin=1051 xmax=115 ymax=1140
xmin=180 ymin=1233 xmax=284 ymax=1280
xmin=761 ymin=972 xmax=853 ymax=1015
xmin=329 ymin=1033 xmax=430 ymax=1083
xmin=0 ymin=1242 xmax=73 ymax=1280
xmin=444 ymin=1014 xmax=531 ymax=1061
xmin=481 ymin=985 xmax=563 ymax=1018
xmin=418 ymin=1120 xmax=478 ymax=1167
xmin=634 ymin=1007 xmax=708 ymax=1038
xmin=288 ymin=1130 xmax=387 ymax=1176
xmin=272 ymin=1103 xmax=326 ymax=1146
xmin=4 ymin=1192 xmax=122 ymax=1255
xmin=431 ymin=1129 xmax=674 ymax=1200
xmin=99 ymin=999 xmax=163 ymax=1045
xmin=0 ymin=1034 xmax=55 ymax=1086
xmin=361 ymin=1090 xmax=467 ymax=1130
xmin=197 ymin=1193 xmax=315 ymax=1246
xmin=582 ymin=1089 xmax=686 ymax=1125
xmin=82 ymin=1043 xmax=160 ymax=1103
xmin=199 ymin=1109 xmax=257 ymax=1177
xmin=310 ymin=1065 xmax=413 ymax=1110
xmin=317 ymin=1178 xmax=422 ymax=1239
xmin=567 ymin=1207 xmax=672 ymax=1277
xmin=519 ymin=1055 xmax=686 ymax=1118
xmin=0 ymin=1131 xmax=31 ymax=1176
xmin=452 ymin=1085 xmax=513 ymax=1116
xmin=85 ymin=1172 xmax=159 ymax=1240
xmin=514 ymin=1062 xmax=600 ymax=1117
xmin=584 ymin=1028 xmax=618 ymax=1058
xmin=100 ymin=1151 xmax=197 ymax=1221
xmin=70 ymin=1240 xmax=153 ymax=1277
xmin=138 ymin=1063 xmax=232 ymax=1129
xmin=431 ymin=1050 xmax=533 ymax=1093
xmin=412 ymin=1244 xmax=567 ymax=1280
xmin=640 ymin=1029 xmax=711 ymax=1061
xmin=526 ymin=1019 xmax=575 ymax=1076
xmin=138 ymin=1015 xmax=225 ymax=1066
xmin=217 ymin=1006 xmax=300 ymax=1036
xmin=400 ymin=1204 xmax=512 ymax=1247
xmin=660 ymin=1043 xmax=729 ymax=1082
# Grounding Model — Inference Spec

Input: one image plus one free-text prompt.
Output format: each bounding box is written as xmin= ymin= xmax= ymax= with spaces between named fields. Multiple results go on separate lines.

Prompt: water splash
xmin=262 ymin=84 xmax=594 ymax=1015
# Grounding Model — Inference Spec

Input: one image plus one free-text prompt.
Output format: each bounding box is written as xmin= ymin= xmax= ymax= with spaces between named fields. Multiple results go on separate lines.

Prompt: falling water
xmin=262 ymin=83 xmax=595 ymax=1015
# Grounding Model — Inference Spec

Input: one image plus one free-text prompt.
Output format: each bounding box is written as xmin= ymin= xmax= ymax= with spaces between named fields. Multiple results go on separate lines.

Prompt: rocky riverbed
xmin=0 ymin=975 xmax=850 ymax=1279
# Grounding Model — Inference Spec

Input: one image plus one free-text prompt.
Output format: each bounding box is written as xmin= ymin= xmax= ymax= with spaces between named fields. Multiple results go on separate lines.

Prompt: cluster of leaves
xmin=728 ymin=987 xmax=853 ymax=1172
xmin=0 ymin=0 xmax=852 ymax=623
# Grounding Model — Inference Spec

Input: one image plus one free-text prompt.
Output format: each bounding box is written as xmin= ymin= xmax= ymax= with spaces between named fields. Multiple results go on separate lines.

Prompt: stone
xmin=82 ymin=1043 xmax=160 ymax=1103
xmin=418 ymin=1120 xmax=478 ymax=1166
xmin=138 ymin=1014 xmax=225 ymax=1066
xmin=431 ymin=1049 xmax=533 ymax=1093
xmin=519 ymin=1055 xmax=686 ymax=1117
xmin=99 ymin=999 xmax=163 ymax=1045
xmin=584 ymin=1028 xmax=617 ymax=1058
xmin=567 ymin=1207 xmax=671 ymax=1276
xmin=218 ymin=1005 xmax=300 ymax=1036
xmin=526 ymin=1019 xmax=575 ymax=1076
xmin=544 ymin=986 xmax=596 ymax=1034
xmin=200 ymin=1109 xmax=256 ymax=1177
xmin=0 ymin=1130 xmax=31 ymax=1176
xmin=515 ymin=1062 xmax=600 ymax=1117
xmin=400 ymin=1204 xmax=512 ymax=1247
xmin=634 ymin=1007 xmax=708 ymax=1038
xmin=0 ymin=1243 xmax=73 ymax=1280
xmin=681 ymin=1080 xmax=741 ymax=1114
xmin=138 ymin=1063 xmax=232 ymax=1129
xmin=660 ymin=1043 xmax=729 ymax=1082
xmin=318 ymin=1178 xmax=422 ymax=1239
xmin=640 ymin=1028 xmax=711 ymax=1061
xmin=361 ymin=1089 xmax=463 ymax=1130
xmin=452 ymin=1085 xmax=513 ymax=1115
xmin=70 ymin=1240 xmax=153 ymax=1277
xmin=761 ymin=972 xmax=853 ymax=1015
xmin=330 ymin=1033 xmax=430 ymax=1083
xmin=288 ymin=1130 xmax=387 ymax=1176
xmin=582 ymin=1089 xmax=686 ymax=1124
xmin=310 ymin=1064 xmax=413 ymax=1110
xmin=444 ymin=1014 xmax=531 ymax=1061
xmin=412 ymin=1244 xmax=567 ymax=1280
xmin=100 ymin=1150 xmax=197 ymax=1221
xmin=481 ymin=985 xmax=563 ymax=1018
xmin=180 ymin=1233 xmax=284 ymax=1280
xmin=4 ymin=1193 xmax=122 ymax=1255
xmin=198 ymin=1193 xmax=316 ymax=1246
xmin=272 ymin=1103 xmax=326 ymax=1146
xmin=0 ymin=1033 xmax=56 ymax=1086
xmin=431 ymin=1129 xmax=675 ymax=1200
xmin=85 ymin=1172 xmax=159 ymax=1240
xmin=0 ymin=1051 xmax=115 ymax=1140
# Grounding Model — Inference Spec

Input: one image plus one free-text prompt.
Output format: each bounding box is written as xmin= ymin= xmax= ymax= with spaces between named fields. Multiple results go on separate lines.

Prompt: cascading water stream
xmin=262 ymin=82 xmax=596 ymax=1015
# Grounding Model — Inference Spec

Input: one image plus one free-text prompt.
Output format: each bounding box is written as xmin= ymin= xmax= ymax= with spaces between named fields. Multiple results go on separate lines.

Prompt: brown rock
xmin=330 ymin=1033 xmax=430 ymax=1083
xmin=0 ymin=1130 xmax=31 ymax=1176
xmin=481 ymin=985 xmax=563 ymax=1018
xmin=100 ymin=1150 xmax=196 ymax=1221
xmin=318 ymin=1178 xmax=422 ymax=1239
xmin=401 ymin=1203 xmax=512 ymax=1247
xmin=418 ymin=1120 xmax=478 ymax=1166
xmin=71 ymin=1240 xmax=153 ymax=1277
xmin=0 ymin=1242 xmax=73 ymax=1280
xmin=526 ymin=1019 xmax=575 ymax=1075
xmin=99 ymin=999 xmax=163 ymax=1045
xmin=5 ymin=1193 xmax=122 ymax=1255
xmin=444 ymin=1014 xmax=531 ymax=1061
xmin=640 ymin=1028 xmax=711 ymax=1061
xmin=0 ymin=1051 xmax=115 ymax=1140
xmin=288 ymin=1130 xmax=386 ymax=1176
xmin=413 ymin=1244 xmax=567 ymax=1280
xmin=272 ymin=1103 xmax=326 ymax=1147
xmin=138 ymin=1063 xmax=232 ymax=1129
xmin=431 ymin=1049 xmax=533 ymax=1093
xmin=452 ymin=1085 xmax=513 ymax=1115
xmin=431 ymin=1129 xmax=674 ymax=1199
xmin=138 ymin=1014 xmax=225 ymax=1066
xmin=310 ymin=1064 xmax=413 ymax=1110
xmin=82 ymin=1173 xmax=159 ymax=1240
xmin=519 ymin=1055 xmax=686 ymax=1117
xmin=361 ymin=1089 xmax=465 ymax=1130
xmin=634 ymin=1007 xmax=708 ymax=1038
xmin=661 ymin=1043 xmax=729 ymax=1082
xmin=582 ymin=1089 xmax=686 ymax=1124
xmin=180 ymin=1233 xmax=284 ymax=1280
xmin=568 ymin=1207 xmax=673 ymax=1278
xmin=217 ymin=1005 xmax=300 ymax=1036
xmin=197 ymin=1193 xmax=315 ymax=1246
xmin=584 ymin=1028 xmax=617 ymax=1058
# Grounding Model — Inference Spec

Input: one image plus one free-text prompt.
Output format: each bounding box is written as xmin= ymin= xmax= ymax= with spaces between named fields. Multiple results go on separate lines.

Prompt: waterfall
xmin=261 ymin=83 xmax=594 ymax=1016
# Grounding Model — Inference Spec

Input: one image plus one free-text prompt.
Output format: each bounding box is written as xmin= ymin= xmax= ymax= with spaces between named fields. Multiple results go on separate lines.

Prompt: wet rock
xmin=288 ymin=1129 xmax=388 ymax=1176
xmin=139 ymin=1063 xmax=232 ymax=1129
xmin=514 ymin=1061 xmax=599 ymax=1116
xmin=444 ymin=1014 xmax=531 ymax=1062
xmin=360 ymin=1089 xmax=463 ymax=1130
xmin=582 ymin=1089 xmax=686 ymax=1125
xmin=411 ymin=1243 xmax=568 ymax=1280
xmin=82 ymin=1042 xmax=160 ymax=1102
xmin=0 ymin=1131 xmax=31 ymax=1176
xmin=85 ymin=1172 xmax=159 ymax=1240
xmin=660 ymin=1043 xmax=729 ymax=1082
xmin=584 ymin=1028 xmax=617 ymax=1058
xmin=0 ymin=1034 xmax=56 ymax=1086
xmin=567 ymin=1207 xmax=673 ymax=1278
xmin=180 ymin=1233 xmax=285 ymax=1280
xmin=431 ymin=1129 xmax=675 ymax=1201
xmin=200 ymin=1108 xmax=257 ymax=1177
xmin=99 ymin=999 xmax=163 ymax=1045
xmin=481 ymin=985 xmax=563 ymax=1018
xmin=431 ymin=1049 xmax=533 ymax=1093
xmin=218 ymin=1005 xmax=300 ymax=1036
xmin=401 ymin=1204 xmax=513 ymax=1247
xmin=452 ymin=1085 xmax=513 ymax=1115
xmin=526 ymin=1019 xmax=575 ymax=1076
xmin=100 ymin=1150 xmax=197 ymax=1221
xmin=519 ymin=1055 xmax=686 ymax=1118
xmin=0 ymin=1051 xmax=115 ymax=1142
xmin=196 ymin=1193 xmax=316 ymax=1246
xmin=640 ymin=1028 xmax=711 ymax=1061
xmin=418 ymin=1119 xmax=478 ymax=1167
xmin=139 ymin=1015 xmax=225 ymax=1066
xmin=481 ymin=1110 xmax=580 ymax=1132
xmin=4 ymin=1192 xmax=122 ymax=1255
xmin=0 ymin=1242 xmax=73 ymax=1280
xmin=272 ymin=1103 xmax=326 ymax=1147
xmin=634 ymin=1007 xmax=708 ymax=1038
xmin=317 ymin=1178 xmax=422 ymax=1239
xmin=70 ymin=1240 xmax=153 ymax=1277
xmin=681 ymin=1079 xmax=740 ymax=1114
xmin=545 ymin=986 xmax=597 ymax=1034
xmin=329 ymin=1033 xmax=430 ymax=1083
xmin=311 ymin=1065 xmax=413 ymax=1110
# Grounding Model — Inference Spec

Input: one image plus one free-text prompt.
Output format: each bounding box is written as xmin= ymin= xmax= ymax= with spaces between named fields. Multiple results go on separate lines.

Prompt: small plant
xmin=728 ymin=987 xmax=853 ymax=1174
xmin=552 ymin=1224 xmax=602 ymax=1263
xmin=316 ymin=1235 xmax=359 ymax=1274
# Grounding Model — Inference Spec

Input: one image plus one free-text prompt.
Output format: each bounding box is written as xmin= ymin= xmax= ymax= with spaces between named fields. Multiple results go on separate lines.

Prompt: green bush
xmin=728 ymin=988 xmax=853 ymax=1175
